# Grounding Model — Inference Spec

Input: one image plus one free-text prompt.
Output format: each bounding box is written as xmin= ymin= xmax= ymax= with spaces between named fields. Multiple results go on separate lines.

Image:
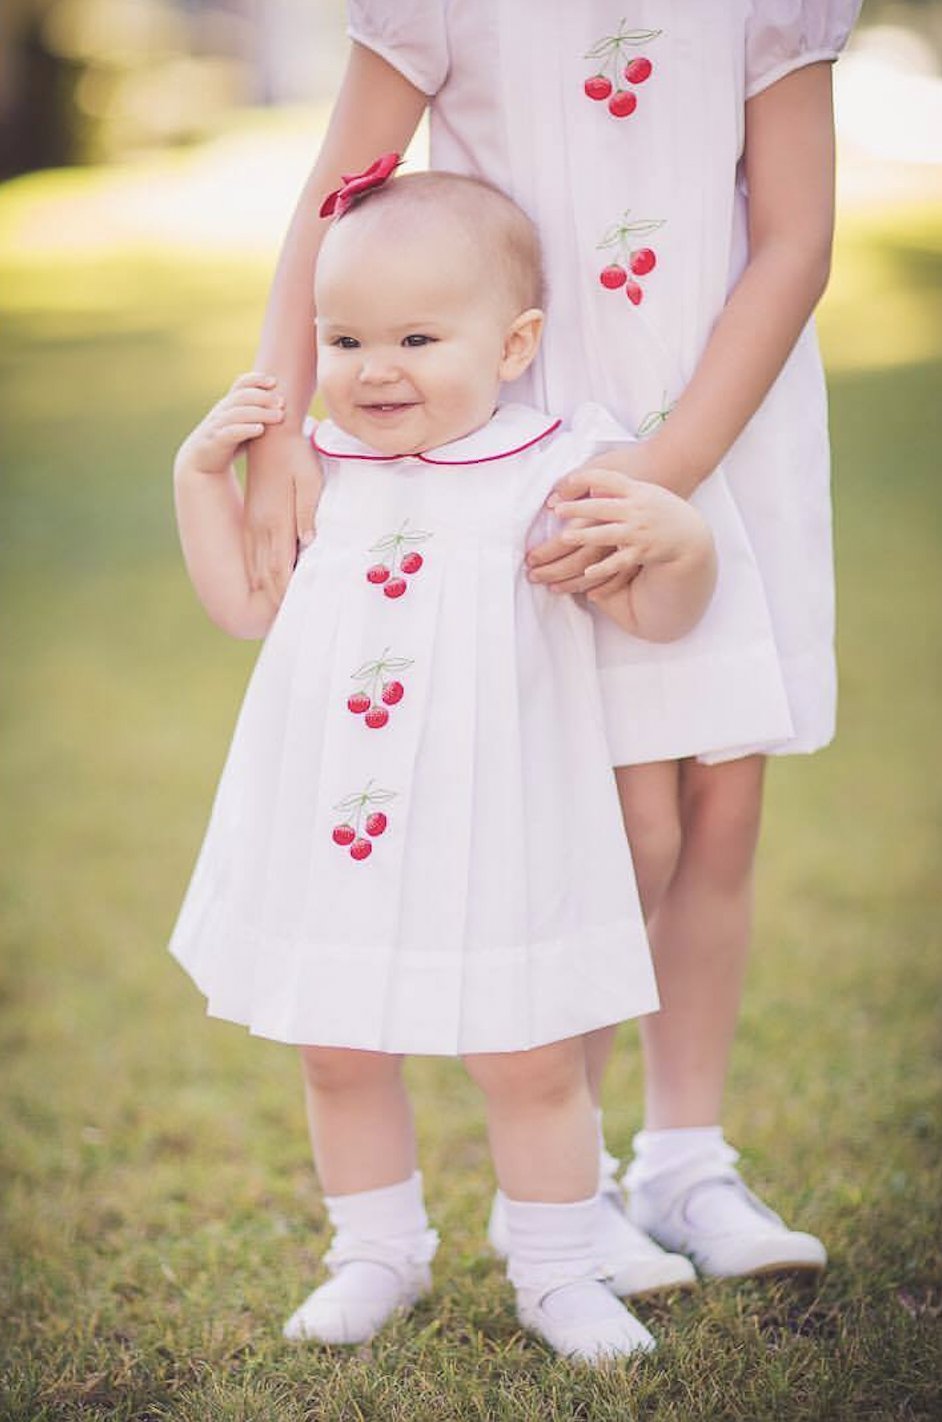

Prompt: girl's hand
xmin=527 ymin=442 xmax=674 ymax=595
xmin=550 ymin=465 xmax=710 ymax=593
xmin=179 ymin=373 xmax=286 ymax=477
xmin=243 ymin=430 xmax=324 ymax=595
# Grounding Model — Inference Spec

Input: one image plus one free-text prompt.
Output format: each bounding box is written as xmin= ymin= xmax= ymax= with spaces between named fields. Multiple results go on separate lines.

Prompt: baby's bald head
xmin=319 ymin=170 xmax=545 ymax=317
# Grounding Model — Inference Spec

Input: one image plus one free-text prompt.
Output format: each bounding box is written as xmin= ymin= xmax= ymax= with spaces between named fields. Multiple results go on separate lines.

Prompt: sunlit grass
xmin=1 ymin=154 xmax=940 ymax=1420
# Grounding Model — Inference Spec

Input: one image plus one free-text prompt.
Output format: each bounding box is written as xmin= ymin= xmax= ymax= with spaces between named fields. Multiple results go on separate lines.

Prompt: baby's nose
xmin=358 ymin=353 xmax=401 ymax=384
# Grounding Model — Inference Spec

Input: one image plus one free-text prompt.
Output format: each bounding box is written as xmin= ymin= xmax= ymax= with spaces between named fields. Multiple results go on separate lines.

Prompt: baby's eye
xmin=332 ymin=336 xmax=360 ymax=349
xmin=402 ymin=334 xmax=435 ymax=348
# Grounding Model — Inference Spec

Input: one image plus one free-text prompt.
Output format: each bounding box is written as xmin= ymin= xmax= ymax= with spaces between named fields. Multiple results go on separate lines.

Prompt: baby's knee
xmin=299 ymin=1044 xmax=403 ymax=1095
xmin=464 ymin=1037 xmax=586 ymax=1110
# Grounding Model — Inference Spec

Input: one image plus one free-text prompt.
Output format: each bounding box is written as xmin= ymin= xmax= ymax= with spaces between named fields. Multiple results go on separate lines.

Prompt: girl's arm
xmin=553 ymin=470 xmax=717 ymax=642
xmin=174 ymin=375 xmax=293 ymax=640
xmin=244 ymin=43 xmax=429 ymax=605
xmin=531 ymin=60 xmax=836 ymax=591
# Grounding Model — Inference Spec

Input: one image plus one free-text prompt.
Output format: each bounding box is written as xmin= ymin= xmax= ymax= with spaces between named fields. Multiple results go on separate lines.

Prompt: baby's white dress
xmin=347 ymin=0 xmax=861 ymax=763
xmin=171 ymin=405 xmax=667 ymax=1055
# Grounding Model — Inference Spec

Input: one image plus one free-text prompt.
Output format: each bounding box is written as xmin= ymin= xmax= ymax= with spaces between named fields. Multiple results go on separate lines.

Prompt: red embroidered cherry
xmin=367 ymin=564 xmax=390 ymax=584
xmin=365 ymin=811 xmax=387 ymax=837
xmin=347 ymin=692 xmax=370 ymax=715
xmin=625 ymin=280 xmax=644 ymax=306
xmin=365 ymin=705 xmax=389 ymax=729
xmin=600 ymin=264 xmax=628 ymax=290
xmin=400 ymin=551 xmax=423 ymax=575
xmin=630 ymin=248 xmax=657 ymax=276
xmin=384 ymin=577 xmax=407 ymax=599
xmin=350 ymin=838 xmax=372 ymax=861
xmin=608 ymin=90 xmax=637 ymax=118
xmin=584 ymin=75 xmax=612 ymax=101
xmin=624 ymin=57 xmax=653 ymax=84
xmin=382 ymin=680 xmax=404 ymax=706
xmin=332 ymin=823 xmax=355 ymax=846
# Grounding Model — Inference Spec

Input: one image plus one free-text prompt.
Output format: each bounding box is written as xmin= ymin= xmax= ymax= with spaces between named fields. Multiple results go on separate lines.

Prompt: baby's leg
xmin=283 ymin=1047 xmax=437 ymax=1345
xmin=299 ymin=1045 xmax=415 ymax=1193
xmin=464 ymin=1039 xmax=654 ymax=1362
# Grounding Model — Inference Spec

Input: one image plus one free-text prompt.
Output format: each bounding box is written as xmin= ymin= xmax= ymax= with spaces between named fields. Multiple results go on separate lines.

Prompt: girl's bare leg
xmin=584 ymin=759 xmax=683 ymax=1105
xmin=639 ymin=755 xmax=765 ymax=1128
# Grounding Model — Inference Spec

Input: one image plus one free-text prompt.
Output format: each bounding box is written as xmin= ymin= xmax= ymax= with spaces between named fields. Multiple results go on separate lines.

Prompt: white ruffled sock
xmin=504 ymin=1194 xmax=654 ymax=1357
xmin=627 ymin=1126 xmax=760 ymax=1233
xmin=283 ymin=1172 xmax=436 ymax=1343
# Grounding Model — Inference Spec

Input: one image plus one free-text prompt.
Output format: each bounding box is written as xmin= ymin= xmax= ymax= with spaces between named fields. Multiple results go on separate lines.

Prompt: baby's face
xmin=316 ymin=220 xmax=519 ymax=456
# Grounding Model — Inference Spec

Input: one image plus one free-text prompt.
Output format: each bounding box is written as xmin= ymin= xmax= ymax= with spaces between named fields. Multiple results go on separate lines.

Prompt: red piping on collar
xmin=310 ymin=418 xmax=562 ymax=465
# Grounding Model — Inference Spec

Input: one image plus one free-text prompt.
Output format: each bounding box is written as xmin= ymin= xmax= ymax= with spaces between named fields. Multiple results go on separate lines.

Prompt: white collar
xmin=311 ymin=403 xmax=561 ymax=466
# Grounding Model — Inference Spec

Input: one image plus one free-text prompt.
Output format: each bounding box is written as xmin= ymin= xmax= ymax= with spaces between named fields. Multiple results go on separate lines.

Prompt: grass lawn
xmin=0 ymin=157 xmax=940 ymax=1420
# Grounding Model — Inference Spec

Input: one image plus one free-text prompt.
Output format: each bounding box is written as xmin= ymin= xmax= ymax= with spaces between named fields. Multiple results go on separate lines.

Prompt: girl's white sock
xmin=628 ymin=1125 xmax=730 ymax=1184
xmin=627 ymin=1127 xmax=759 ymax=1234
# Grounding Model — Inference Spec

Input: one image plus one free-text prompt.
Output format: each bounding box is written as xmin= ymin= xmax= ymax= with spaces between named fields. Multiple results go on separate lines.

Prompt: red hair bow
xmin=319 ymin=153 xmax=402 ymax=220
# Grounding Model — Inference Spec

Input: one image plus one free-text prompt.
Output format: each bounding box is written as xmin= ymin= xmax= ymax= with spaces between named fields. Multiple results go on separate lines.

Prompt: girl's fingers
xmin=554 ymin=496 xmax=637 ymax=523
xmin=560 ymin=522 xmax=640 ymax=547
xmin=526 ymin=533 xmax=572 ymax=569
xmin=586 ymin=569 xmax=636 ymax=602
xmin=547 ymin=465 xmax=629 ymax=507
xmin=528 ymin=547 xmax=600 ymax=586
xmin=581 ymin=549 xmax=639 ymax=582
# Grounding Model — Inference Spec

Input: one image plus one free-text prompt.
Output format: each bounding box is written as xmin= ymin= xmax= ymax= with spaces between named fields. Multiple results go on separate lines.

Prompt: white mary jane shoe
xmin=283 ymin=1247 xmax=432 ymax=1345
xmin=516 ymin=1277 xmax=656 ymax=1364
xmin=489 ymin=1184 xmax=696 ymax=1297
xmin=626 ymin=1158 xmax=827 ymax=1280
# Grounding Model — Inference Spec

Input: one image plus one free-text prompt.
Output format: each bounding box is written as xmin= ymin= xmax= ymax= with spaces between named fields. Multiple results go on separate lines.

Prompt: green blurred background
xmin=1 ymin=4 xmax=941 ymax=1419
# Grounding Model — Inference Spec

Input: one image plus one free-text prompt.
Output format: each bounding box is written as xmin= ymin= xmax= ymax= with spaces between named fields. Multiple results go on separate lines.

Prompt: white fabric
xmin=347 ymin=0 xmax=862 ymax=760
xmin=171 ymin=404 xmax=662 ymax=1054
xmin=745 ymin=0 xmax=860 ymax=99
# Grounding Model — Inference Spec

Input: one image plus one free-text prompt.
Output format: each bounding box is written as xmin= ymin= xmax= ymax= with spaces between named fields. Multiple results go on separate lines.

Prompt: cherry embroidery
xmin=597 ymin=211 xmax=665 ymax=305
xmin=366 ymin=521 xmax=432 ymax=597
xmin=347 ymin=649 xmax=414 ymax=727
xmin=332 ymin=781 xmax=397 ymax=861
xmin=583 ymin=24 xmax=661 ymax=118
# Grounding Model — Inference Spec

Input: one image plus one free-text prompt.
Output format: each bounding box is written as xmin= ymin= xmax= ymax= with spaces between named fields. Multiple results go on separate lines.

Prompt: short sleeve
xmin=347 ymin=0 xmax=449 ymax=97
xmin=744 ymin=0 xmax=862 ymax=100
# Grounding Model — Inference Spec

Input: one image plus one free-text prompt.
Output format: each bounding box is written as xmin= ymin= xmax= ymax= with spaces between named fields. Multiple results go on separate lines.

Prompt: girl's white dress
xmin=169 ymin=403 xmax=787 ymax=1054
xmin=347 ymin=0 xmax=861 ymax=763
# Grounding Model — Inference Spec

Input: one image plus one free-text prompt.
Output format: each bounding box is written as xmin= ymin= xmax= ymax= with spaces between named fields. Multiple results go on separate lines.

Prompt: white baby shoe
xmin=516 ymin=1276 xmax=656 ymax=1363
xmin=282 ymin=1247 xmax=432 ymax=1345
xmin=503 ymin=1193 xmax=657 ymax=1365
xmin=489 ymin=1180 xmax=696 ymax=1297
xmin=625 ymin=1144 xmax=827 ymax=1279
xmin=283 ymin=1172 xmax=437 ymax=1345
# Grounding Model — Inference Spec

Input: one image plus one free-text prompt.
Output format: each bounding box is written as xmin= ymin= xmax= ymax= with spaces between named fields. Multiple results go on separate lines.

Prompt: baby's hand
xmin=177 ymin=373 xmax=285 ymax=477
xmin=551 ymin=466 xmax=710 ymax=586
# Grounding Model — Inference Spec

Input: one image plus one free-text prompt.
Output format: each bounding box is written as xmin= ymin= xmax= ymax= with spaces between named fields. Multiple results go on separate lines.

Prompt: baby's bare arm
xmin=174 ymin=375 xmax=299 ymax=639
xmin=552 ymin=468 xmax=716 ymax=641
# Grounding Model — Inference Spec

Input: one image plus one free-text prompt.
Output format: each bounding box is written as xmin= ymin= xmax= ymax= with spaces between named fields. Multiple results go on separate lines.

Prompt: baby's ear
xmin=499 ymin=308 xmax=544 ymax=382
